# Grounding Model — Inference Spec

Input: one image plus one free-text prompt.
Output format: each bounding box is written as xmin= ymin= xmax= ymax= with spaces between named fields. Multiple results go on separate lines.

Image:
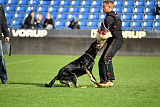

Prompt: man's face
xmin=102 ymin=3 xmax=110 ymax=13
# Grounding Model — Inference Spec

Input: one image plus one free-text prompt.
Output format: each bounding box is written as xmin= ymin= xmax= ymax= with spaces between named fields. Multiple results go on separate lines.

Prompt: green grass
xmin=0 ymin=55 xmax=160 ymax=107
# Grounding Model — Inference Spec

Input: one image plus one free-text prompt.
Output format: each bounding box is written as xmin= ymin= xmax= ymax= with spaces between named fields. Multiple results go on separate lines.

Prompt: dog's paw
xmin=45 ymin=84 xmax=52 ymax=87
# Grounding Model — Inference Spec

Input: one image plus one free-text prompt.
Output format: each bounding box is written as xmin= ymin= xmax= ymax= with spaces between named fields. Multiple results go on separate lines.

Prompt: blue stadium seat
xmin=0 ymin=0 xmax=7 ymax=5
xmin=6 ymin=13 xmax=14 ymax=19
xmin=81 ymin=7 xmax=90 ymax=13
xmin=124 ymin=0 xmax=134 ymax=7
xmin=2 ymin=5 xmax=5 ymax=11
xmin=79 ymin=14 xmax=89 ymax=20
xmin=59 ymin=7 xmax=69 ymax=13
xmin=155 ymin=21 xmax=160 ymax=28
xmin=38 ymin=7 xmax=48 ymax=13
xmin=143 ymin=21 xmax=153 ymax=28
xmin=30 ymin=0 xmax=39 ymax=6
xmin=143 ymin=27 xmax=153 ymax=31
xmin=70 ymin=7 xmax=80 ymax=13
xmin=17 ymin=6 xmax=27 ymax=13
xmin=12 ymin=20 xmax=23 ymax=26
xmin=82 ymin=0 xmax=91 ymax=6
xmin=135 ymin=0 xmax=145 ymax=7
xmin=123 ymin=7 xmax=133 ymax=14
xmin=90 ymin=14 xmax=99 ymax=20
xmin=132 ymin=21 xmax=142 ymax=28
xmin=132 ymin=27 xmax=142 ymax=31
xmin=88 ymin=21 xmax=99 ymax=28
xmin=19 ymin=0 xmax=28 ymax=6
xmin=113 ymin=7 xmax=123 ymax=13
xmin=40 ymin=1 xmax=51 ymax=6
xmin=91 ymin=7 xmax=101 ymax=13
xmin=28 ymin=6 xmax=38 ymax=12
xmin=7 ymin=19 xmax=12 ymax=26
xmin=38 ymin=13 xmax=47 ymax=19
xmin=92 ymin=0 xmax=102 ymax=6
xmin=134 ymin=7 xmax=144 ymax=14
xmin=122 ymin=14 xmax=132 ymax=21
xmin=122 ymin=27 xmax=131 ymax=31
xmin=71 ymin=0 xmax=81 ymax=6
xmin=56 ymin=27 xmax=65 ymax=30
xmin=57 ymin=14 xmax=68 ymax=20
xmin=15 ymin=13 xmax=25 ymax=19
xmin=49 ymin=7 xmax=59 ymax=13
xmin=155 ymin=28 xmax=160 ymax=31
xmin=61 ymin=0 xmax=70 ymax=6
xmin=145 ymin=7 xmax=155 ymax=14
xmin=155 ymin=15 xmax=160 ymax=21
xmin=79 ymin=21 xmax=87 ymax=27
xmin=122 ymin=21 xmax=131 ymax=27
xmin=100 ymin=14 xmax=106 ymax=21
xmin=133 ymin=14 xmax=143 ymax=21
xmin=6 ymin=6 xmax=16 ymax=12
xmin=114 ymin=0 xmax=123 ymax=6
xmin=144 ymin=14 xmax=154 ymax=21
xmin=51 ymin=0 xmax=60 ymax=6
xmin=146 ymin=0 xmax=155 ymax=7
xmin=8 ymin=0 xmax=18 ymax=5
xmin=68 ymin=14 xmax=79 ymax=20
xmin=51 ymin=13 xmax=57 ymax=20
xmin=56 ymin=20 xmax=66 ymax=27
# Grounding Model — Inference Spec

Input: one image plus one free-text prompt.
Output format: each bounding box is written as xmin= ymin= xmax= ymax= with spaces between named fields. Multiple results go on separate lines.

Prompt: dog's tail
xmin=45 ymin=76 xmax=59 ymax=87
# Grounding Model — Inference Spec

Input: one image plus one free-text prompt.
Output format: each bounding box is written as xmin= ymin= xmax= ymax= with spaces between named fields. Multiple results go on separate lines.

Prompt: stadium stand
xmin=2 ymin=0 xmax=160 ymax=31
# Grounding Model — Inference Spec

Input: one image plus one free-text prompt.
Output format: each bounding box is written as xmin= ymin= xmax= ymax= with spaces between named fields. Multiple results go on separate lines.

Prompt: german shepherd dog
xmin=45 ymin=40 xmax=100 ymax=88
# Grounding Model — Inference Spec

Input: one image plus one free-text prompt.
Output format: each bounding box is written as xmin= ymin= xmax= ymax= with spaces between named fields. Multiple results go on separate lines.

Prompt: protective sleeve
xmin=104 ymin=16 xmax=115 ymax=30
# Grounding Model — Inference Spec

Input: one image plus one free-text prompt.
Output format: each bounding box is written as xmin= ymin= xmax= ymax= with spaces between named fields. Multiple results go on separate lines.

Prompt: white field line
xmin=7 ymin=59 xmax=33 ymax=65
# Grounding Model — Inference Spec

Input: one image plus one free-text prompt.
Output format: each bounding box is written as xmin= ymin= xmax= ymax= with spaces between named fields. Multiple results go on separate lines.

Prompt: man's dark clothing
xmin=99 ymin=11 xmax=123 ymax=83
xmin=69 ymin=21 xmax=80 ymax=29
xmin=156 ymin=4 xmax=160 ymax=15
xmin=23 ymin=14 xmax=36 ymax=29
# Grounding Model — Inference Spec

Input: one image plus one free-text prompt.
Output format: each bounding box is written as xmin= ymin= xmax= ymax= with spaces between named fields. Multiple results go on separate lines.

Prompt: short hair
xmin=103 ymin=0 xmax=114 ymax=8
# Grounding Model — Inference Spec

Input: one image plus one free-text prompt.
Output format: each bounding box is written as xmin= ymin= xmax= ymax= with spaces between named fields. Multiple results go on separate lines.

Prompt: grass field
xmin=0 ymin=55 xmax=160 ymax=107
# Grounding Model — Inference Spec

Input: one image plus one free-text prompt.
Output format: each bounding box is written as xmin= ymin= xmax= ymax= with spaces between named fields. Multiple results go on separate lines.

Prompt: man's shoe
xmin=1 ymin=80 xmax=8 ymax=84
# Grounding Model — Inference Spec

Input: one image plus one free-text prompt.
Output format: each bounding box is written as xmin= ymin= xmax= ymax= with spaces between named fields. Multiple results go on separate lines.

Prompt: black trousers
xmin=98 ymin=38 xmax=123 ymax=83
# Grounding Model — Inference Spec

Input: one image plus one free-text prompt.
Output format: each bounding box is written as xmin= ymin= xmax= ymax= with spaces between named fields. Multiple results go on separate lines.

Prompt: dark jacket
xmin=0 ymin=4 xmax=10 ymax=40
xmin=104 ymin=11 xmax=122 ymax=39
xmin=23 ymin=13 xmax=36 ymax=27
xmin=69 ymin=21 xmax=80 ymax=29
xmin=44 ymin=19 xmax=54 ymax=29
xmin=156 ymin=4 xmax=160 ymax=15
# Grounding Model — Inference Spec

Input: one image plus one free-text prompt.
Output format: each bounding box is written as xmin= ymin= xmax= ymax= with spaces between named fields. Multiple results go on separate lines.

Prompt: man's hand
xmin=5 ymin=37 xmax=10 ymax=42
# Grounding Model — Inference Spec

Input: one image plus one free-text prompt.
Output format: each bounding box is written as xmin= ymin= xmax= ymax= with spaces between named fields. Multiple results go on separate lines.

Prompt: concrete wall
xmin=10 ymin=37 xmax=160 ymax=56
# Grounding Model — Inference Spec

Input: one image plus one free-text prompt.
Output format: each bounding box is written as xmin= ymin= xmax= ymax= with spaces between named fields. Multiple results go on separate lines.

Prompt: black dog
xmin=45 ymin=40 xmax=100 ymax=88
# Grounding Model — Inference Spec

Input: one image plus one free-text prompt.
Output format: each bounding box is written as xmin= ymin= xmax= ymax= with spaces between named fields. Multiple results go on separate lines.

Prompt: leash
xmin=85 ymin=53 xmax=95 ymax=61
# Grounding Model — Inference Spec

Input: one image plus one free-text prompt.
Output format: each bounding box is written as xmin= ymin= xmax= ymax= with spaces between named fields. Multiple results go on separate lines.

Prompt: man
xmin=23 ymin=11 xmax=36 ymax=29
xmin=0 ymin=4 xmax=10 ymax=84
xmin=155 ymin=1 xmax=160 ymax=15
xmin=95 ymin=0 xmax=123 ymax=87
xmin=69 ymin=17 xmax=80 ymax=30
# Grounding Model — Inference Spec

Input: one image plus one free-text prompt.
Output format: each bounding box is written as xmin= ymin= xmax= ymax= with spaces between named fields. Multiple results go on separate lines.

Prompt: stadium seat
xmin=134 ymin=7 xmax=144 ymax=14
xmin=143 ymin=27 xmax=153 ymax=31
xmin=19 ymin=0 xmax=28 ymax=6
xmin=15 ymin=13 xmax=25 ymax=19
xmin=90 ymin=14 xmax=99 ymax=20
xmin=92 ymin=0 xmax=102 ymax=6
xmin=68 ymin=14 xmax=79 ymax=20
xmin=30 ymin=0 xmax=39 ymax=6
xmin=124 ymin=0 xmax=134 ymax=7
xmin=146 ymin=0 xmax=155 ymax=7
xmin=17 ymin=6 xmax=27 ymax=13
xmin=132 ymin=21 xmax=142 ymax=28
xmin=122 ymin=21 xmax=131 ymax=27
xmin=3 ymin=5 xmax=6 ymax=12
xmin=61 ymin=0 xmax=70 ymax=6
xmin=155 ymin=15 xmax=160 ymax=21
xmin=12 ymin=20 xmax=23 ymax=26
xmin=135 ymin=0 xmax=145 ymax=7
xmin=28 ymin=6 xmax=38 ymax=12
xmin=38 ymin=7 xmax=48 ymax=13
xmin=122 ymin=14 xmax=132 ymax=21
xmin=133 ymin=14 xmax=143 ymax=21
xmin=79 ymin=21 xmax=87 ymax=27
xmin=145 ymin=7 xmax=155 ymax=14
xmin=114 ymin=0 xmax=123 ymax=6
xmin=82 ymin=0 xmax=91 ymax=6
xmin=144 ymin=14 xmax=154 ymax=21
xmin=70 ymin=7 xmax=80 ymax=13
xmin=100 ymin=14 xmax=106 ymax=21
xmin=49 ymin=7 xmax=59 ymax=13
xmin=71 ymin=0 xmax=81 ymax=6
xmin=155 ymin=21 xmax=160 ymax=28
xmin=7 ymin=0 xmax=18 ymax=5
xmin=79 ymin=14 xmax=89 ymax=20
xmin=7 ymin=19 xmax=12 ymax=26
xmin=155 ymin=27 xmax=160 ymax=31
xmin=123 ymin=7 xmax=133 ymax=14
xmin=143 ymin=21 xmax=153 ymax=28
xmin=81 ymin=7 xmax=90 ymax=13
xmin=6 ymin=6 xmax=16 ymax=12
xmin=56 ymin=20 xmax=66 ymax=27
xmin=56 ymin=27 xmax=65 ymax=30
xmin=6 ymin=13 xmax=15 ymax=19
xmin=40 ymin=1 xmax=51 ymax=6
xmin=57 ymin=14 xmax=68 ymax=20
xmin=113 ymin=7 xmax=123 ymax=13
xmin=38 ymin=13 xmax=47 ymax=19
xmin=88 ymin=21 xmax=99 ymax=28
xmin=59 ymin=7 xmax=69 ymax=13
xmin=122 ymin=27 xmax=131 ymax=31
xmin=0 ymin=0 xmax=7 ymax=5
xmin=91 ymin=7 xmax=101 ymax=13
xmin=132 ymin=27 xmax=142 ymax=31
xmin=51 ymin=0 xmax=60 ymax=6
xmin=51 ymin=13 xmax=57 ymax=20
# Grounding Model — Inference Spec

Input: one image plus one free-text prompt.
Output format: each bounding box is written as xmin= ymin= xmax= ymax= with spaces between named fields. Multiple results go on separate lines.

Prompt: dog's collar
xmin=85 ymin=53 xmax=95 ymax=61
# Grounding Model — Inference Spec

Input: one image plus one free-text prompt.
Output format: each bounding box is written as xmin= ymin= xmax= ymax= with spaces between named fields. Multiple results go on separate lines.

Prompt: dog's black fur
xmin=45 ymin=40 xmax=99 ymax=88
